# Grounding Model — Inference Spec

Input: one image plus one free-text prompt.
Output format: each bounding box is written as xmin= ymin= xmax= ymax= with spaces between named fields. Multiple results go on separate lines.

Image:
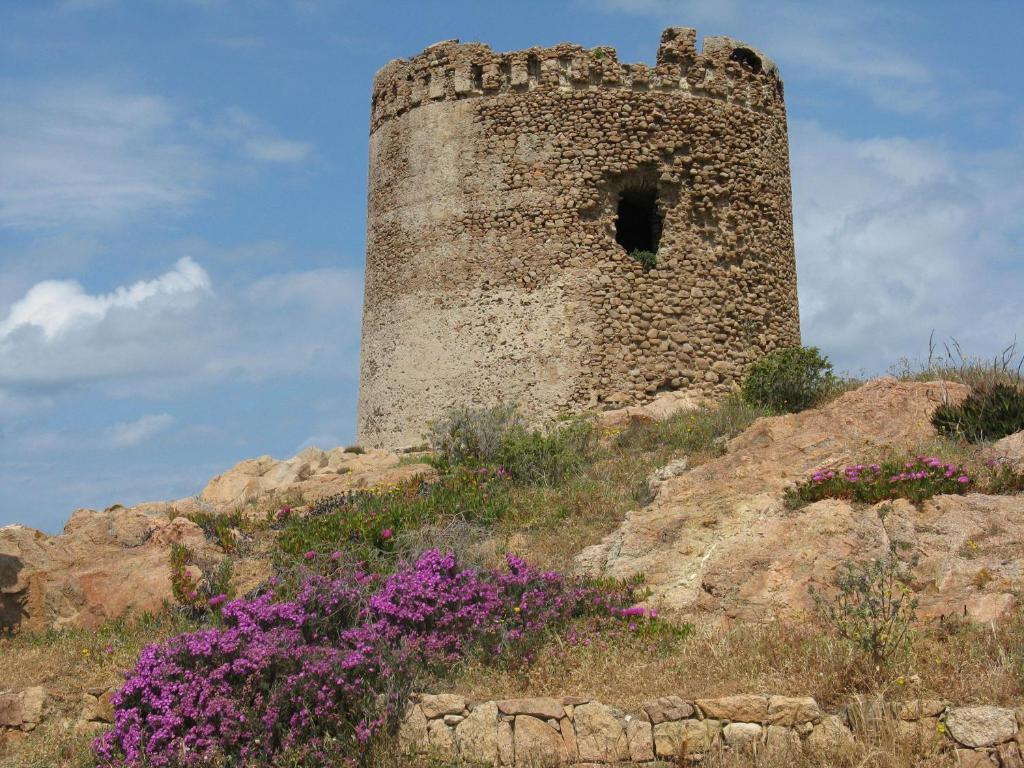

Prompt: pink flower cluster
xmin=95 ymin=551 xmax=638 ymax=767
xmin=888 ymin=456 xmax=969 ymax=484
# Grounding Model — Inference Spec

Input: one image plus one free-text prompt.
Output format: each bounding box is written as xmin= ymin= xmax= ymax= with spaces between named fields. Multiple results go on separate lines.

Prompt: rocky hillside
xmin=1 ymin=377 xmax=1023 ymax=767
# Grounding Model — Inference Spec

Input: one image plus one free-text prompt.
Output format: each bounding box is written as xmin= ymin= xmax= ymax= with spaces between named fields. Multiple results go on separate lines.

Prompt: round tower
xmin=357 ymin=28 xmax=800 ymax=448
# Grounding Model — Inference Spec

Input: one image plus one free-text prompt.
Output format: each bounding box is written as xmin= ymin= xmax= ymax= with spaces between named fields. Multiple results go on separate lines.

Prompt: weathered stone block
xmin=455 ymin=701 xmax=498 ymax=766
xmin=573 ymin=702 xmax=629 ymax=762
xmin=696 ymin=694 xmax=769 ymax=723
xmin=514 ymin=715 xmax=569 ymax=767
xmin=420 ymin=693 xmax=466 ymax=718
xmin=626 ymin=716 xmax=654 ymax=762
xmin=945 ymin=707 xmax=1017 ymax=749
xmin=497 ymin=697 xmax=566 ymax=721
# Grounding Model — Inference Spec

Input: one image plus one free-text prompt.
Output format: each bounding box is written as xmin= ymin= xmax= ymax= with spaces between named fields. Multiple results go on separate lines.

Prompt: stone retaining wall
xmin=400 ymin=693 xmax=1024 ymax=766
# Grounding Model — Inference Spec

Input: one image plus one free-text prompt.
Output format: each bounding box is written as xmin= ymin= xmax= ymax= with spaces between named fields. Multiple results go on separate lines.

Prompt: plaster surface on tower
xmin=357 ymin=28 xmax=800 ymax=448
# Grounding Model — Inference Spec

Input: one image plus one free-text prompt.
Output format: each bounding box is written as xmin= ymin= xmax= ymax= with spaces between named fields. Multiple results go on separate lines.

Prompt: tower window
xmin=730 ymin=47 xmax=763 ymax=74
xmin=615 ymin=187 xmax=662 ymax=255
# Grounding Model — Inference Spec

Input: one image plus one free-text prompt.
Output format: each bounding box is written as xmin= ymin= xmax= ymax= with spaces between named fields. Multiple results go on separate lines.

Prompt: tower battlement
xmin=370 ymin=28 xmax=783 ymax=133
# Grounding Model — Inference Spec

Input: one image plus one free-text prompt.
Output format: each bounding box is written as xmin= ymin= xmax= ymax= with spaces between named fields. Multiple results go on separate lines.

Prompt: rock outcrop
xmin=0 ymin=507 xmax=219 ymax=631
xmin=200 ymin=446 xmax=434 ymax=513
xmin=578 ymin=378 xmax=1024 ymax=622
xmin=1 ymin=445 xmax=433 ymax=631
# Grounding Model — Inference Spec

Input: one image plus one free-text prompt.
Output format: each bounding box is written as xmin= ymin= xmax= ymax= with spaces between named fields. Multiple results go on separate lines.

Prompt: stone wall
xmin=357 ymin=28 xmax=800 ymax=448
xmin=400 ymin=692 xmax=1024 ymax=766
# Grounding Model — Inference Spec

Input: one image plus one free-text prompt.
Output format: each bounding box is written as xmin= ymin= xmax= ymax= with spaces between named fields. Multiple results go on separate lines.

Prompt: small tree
xmin=809 ymin=544 xmax=919 ymax=667
xmin=741 ymin=346 xmax=836 ymax=413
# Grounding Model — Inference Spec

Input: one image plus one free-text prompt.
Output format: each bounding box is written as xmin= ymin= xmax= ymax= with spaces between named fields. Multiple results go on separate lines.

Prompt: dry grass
xmin=889 ymin=336 xmax=1024 ymax=392
xmin=444 ymin=612 xmax=1024 ymax=711
xmin=0 ymin=613 xmax=196 ymax=768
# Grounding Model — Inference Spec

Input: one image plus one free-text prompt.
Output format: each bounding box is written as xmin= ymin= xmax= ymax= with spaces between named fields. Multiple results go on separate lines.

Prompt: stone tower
xmin=357 ymin=28 xmax=800 ymax=448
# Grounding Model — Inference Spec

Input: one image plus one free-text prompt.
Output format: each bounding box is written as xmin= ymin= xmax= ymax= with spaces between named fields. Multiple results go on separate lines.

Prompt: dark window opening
xmin=527 ymin=54 xmax=541 ymax=79
xmin=730 ymin=47 xmax=763 ymax=74
xmin=615 ymin=188 xmax=662 ymax=255
xmin=471 ymin=64 xmax=484 ymax=90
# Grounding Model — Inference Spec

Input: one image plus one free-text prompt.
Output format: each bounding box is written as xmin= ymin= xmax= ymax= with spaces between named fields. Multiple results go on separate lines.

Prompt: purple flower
xmin=380 ymin=528 xmax=393 ymax=541
xmin=304 ymin=550 xmax=317 ymax=561
xmin=957 ymin=476 xmax=970 ymax=484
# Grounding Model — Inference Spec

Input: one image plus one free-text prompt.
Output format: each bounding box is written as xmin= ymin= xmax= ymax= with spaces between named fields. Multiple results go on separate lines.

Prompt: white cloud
xmin=0 ymin=83 xmax=206 ymax=229
xmin=791 ymin=120 xmax=1024 ymax=373
xmin=0 ymin=257 xmax=210 ymax=341
xmin=0 ymin=256 xmax=362 ymax=400
xmin=105 ymin=413 xmax=174 ymax=446
xmin=204 ymin=107 xmax=312 ymax=164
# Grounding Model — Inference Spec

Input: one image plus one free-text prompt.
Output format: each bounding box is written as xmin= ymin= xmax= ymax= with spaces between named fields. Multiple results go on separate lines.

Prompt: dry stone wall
xmin=357 ymin=28 xmax=800 ymax=448
xmin=400 ymin=692 xmax=1024 ymax=766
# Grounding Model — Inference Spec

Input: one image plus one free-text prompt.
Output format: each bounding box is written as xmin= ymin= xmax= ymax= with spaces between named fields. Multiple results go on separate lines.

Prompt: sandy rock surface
xmin=0 ymin=507 xmax=218 ymax=631
xmin=200 ymin=446 xmax=434 ymax=513
xmin=578 ymin=378 xmax=1024 ymax=622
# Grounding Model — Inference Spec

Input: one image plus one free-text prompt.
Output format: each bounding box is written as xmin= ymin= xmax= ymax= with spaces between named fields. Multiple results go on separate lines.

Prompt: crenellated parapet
xmin=369 ymin=28 xmax=783 ymax=132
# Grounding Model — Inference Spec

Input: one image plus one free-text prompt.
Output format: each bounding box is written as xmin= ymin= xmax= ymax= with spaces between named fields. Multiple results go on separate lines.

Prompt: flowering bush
xmin=785 ymin=456 xmax=974 ymax=508
xmin=96 ymin=550 xmax=643 ymax=767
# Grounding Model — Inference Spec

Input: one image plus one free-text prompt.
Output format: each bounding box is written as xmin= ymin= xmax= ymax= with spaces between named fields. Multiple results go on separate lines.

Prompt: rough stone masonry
xmin=357 ymin=28 xmax=800 ymax=448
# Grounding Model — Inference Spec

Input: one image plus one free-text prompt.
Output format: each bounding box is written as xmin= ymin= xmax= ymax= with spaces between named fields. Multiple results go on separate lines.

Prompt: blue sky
xmin=2 ymin=0 xmax=1022 ymax=531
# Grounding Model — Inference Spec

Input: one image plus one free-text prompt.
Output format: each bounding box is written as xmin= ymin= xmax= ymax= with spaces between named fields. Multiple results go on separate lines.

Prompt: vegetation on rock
xmin=741 ymin=345 xmax=837 ymax=413
xmin=932 ymin=382 xmax=1024 ymax=443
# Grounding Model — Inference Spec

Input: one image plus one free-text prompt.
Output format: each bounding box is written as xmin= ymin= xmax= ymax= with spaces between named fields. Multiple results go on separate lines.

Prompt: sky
xmin=1 ymin=0 xmax=1022 ymax=532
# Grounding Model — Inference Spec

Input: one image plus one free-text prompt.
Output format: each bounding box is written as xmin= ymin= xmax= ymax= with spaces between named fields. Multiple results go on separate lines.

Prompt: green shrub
xmin=932 ymin=383 xmax=1024 ymax=443
xmin=182 ymin=509 xmax=242 ymax=553
xmin=495 ymin=417 xmax=598 ymax=485
xmin=429 ymin=405 xmax=597 ymax=486
xmin=785 ymin=456 xmax=974 ymax=508
xmin=428 ymin=404 xmax=522 ymax=466
xmin=630 ymin=249 xmax=657 ymax=272
xmin=276 ymin=469 xmax=512 ymax=570
xmin=741 ymin=346 xmax=836 ymax=413
xmin=809 ymin=544 xmax=919 ymax=667
xmin=613 ymin=394 xmax=768 ymax=454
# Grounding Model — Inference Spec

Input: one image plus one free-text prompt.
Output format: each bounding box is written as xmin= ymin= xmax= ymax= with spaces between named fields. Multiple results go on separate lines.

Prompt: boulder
xmin=599 ymin=389 xmax=706 ymax=432
xmin=653 ymin=718 xmax=718 ymax=757
xmin=805 ymin=715 xmax=855 ymax=758
xmin=578 ymin=379 xmax=1024 ymax=622
xmin=763 ymin=725 xmax=802 ymax=761
xmin=425 ymin=719 xmax=456 ymax=761
xmin=992 ymin=429 xmax=1024 ymax=468
xmin=767 ymin=695 xmax=822 ymax=726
